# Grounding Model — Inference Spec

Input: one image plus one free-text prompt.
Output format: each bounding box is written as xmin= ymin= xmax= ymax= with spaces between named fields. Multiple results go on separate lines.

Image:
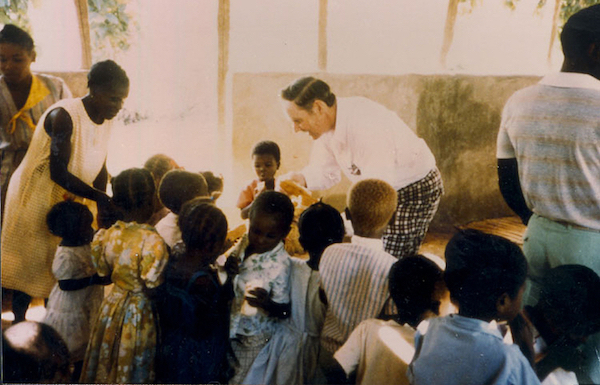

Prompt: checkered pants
xmin=383 ymin=168 xmax=443 ymax=259
xmin=229 ymin=334 xmax=270 ymax=384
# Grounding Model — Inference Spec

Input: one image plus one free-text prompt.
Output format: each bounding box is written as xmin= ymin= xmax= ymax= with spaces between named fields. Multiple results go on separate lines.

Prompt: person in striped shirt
xmin=317 ymin=179 xmax=398 ymax=382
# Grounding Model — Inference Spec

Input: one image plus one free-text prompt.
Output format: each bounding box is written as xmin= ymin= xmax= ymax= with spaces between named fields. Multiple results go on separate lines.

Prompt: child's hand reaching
xmin=246 ymin=287 xmax=291 ymax=319
xmin=224 ymin=256 xmax=240 ymax=279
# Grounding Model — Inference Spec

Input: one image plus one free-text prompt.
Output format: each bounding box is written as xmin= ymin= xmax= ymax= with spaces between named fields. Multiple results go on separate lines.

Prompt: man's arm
xmin=498 ymin=158 xmax=532 ymax=225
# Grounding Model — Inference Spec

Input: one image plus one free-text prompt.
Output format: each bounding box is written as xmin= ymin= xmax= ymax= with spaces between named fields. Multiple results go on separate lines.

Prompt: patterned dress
xmin=1 ymin=98 xmax=111 ymax=298
xmin=42 ymin=244 xmax=104 ymax=362
xmin=81 ymin=221 xmax=168 ymax=384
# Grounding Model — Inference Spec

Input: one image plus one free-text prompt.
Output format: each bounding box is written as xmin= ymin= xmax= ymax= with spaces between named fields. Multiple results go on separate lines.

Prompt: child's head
xmin=158 ymin=169 xmax=208 ymax=215
xmin=178 ymin=197 xmax=228 ymax=262
xmin=347 ymin=179 xmax=397 ymax=237
xmin=200 ymin=171 xmax=224 ymax=201
xmin=535 ymin=264 xmax=600 ymax=345
xmin=444 ymin=229 xmax=527 ymax=322
xmin=144 ymin=154 xmax=180 ymax=186
xmin=298 ymin=201 xmax=345 ymax=267
xmin=111 ymin=167 xmax=156 ymax=222
xmin=389 ymin=255 xmax=446 ymax=328
xmin=248 ymin=191 xmax=294 ymax=254
xmin=252 ymin=140 xmax=281 ymax=183
xmin=47 ymin=200 xmax=94 ymax=245
xmin=3 ymin=321 xmax=71 ymax=383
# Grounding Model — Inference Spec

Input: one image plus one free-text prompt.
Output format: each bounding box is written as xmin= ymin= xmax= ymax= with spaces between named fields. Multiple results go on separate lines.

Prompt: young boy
xmin=226 ymin=190 xmax=295 ymax=383
xmin=237 ymin=140 xmax=284 ymax=219
xmin=514 ymin=264 xmax=600 ymax=384
xmin=155 ymin=170 xmax=208 ymax=248
xmin=334 ymin=255 xmax=448 ymax=385
xmin=319 ymin=179 xmax=399 ymax=354
xmin=408 ymin=229 xmax=540 ymax=385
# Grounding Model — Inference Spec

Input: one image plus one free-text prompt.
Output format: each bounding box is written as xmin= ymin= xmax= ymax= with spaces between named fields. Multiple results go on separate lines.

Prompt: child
xmin=513 ymin=264 xmax=600 ymax=384
xmin=200 ymin=170 xmax=225 ymax=202
xmin=244 ymin=202 xmax=346 ymax=384
xmin=144 ymin=153 xmax=180 ymax=226
xmin=42 ymin=200 xmax=109 ymax=381
xmin=3 ymin=321 xmax=71 ymax=383
xmin=319 ymin=179 xmax=399 ymax=354
xmin=226 ymin=190 xmax=295 ymax=383
xmin=334 ymin=255 xmax=447 ymax=385
xmin=155 ymin=169 xmax=208 ymax=248
xmin=408 ymin=229 xmax=540 ymax=385
xmin=237 ymin=140 xmax=284 ymax=219
xmin=80 ymin=168 xmax=169 ymax=384
xmin=154 ymin=198 xmax=235 ymax=384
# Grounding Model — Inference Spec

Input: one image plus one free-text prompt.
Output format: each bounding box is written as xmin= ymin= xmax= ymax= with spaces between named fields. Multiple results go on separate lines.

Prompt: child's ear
xmin=496 ymin=292 xmax=512 ymax=318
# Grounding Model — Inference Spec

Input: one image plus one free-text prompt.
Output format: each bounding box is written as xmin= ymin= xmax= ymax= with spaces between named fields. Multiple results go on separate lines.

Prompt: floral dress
xmin=80 ymin=221 xmax=168 ymax=384
xmin=42 ymin=244 xmax=104 ymax=362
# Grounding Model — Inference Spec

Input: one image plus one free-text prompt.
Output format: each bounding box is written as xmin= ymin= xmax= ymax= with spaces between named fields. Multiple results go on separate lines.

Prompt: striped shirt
xmin=497 ymin=72 xmax=600 ymax=230
xmin=319 ymin=236 xmax=396 ymax=353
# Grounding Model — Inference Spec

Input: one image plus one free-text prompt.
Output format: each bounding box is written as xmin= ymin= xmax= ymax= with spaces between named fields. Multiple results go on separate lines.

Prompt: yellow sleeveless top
xmin=1 ymin=98 xmax=112 ymax=297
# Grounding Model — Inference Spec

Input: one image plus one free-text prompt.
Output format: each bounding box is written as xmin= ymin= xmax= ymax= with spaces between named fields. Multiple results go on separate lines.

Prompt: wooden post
xmin=318 ymin=0 xmax=328 ymax=71
xmin=218 ymin=0 xmax=230 ymax=129
xmin=73 ymin=0 xmax=92 ymax=69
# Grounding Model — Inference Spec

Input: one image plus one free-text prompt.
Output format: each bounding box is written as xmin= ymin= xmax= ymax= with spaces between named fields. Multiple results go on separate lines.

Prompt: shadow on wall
xmin=232 ymin=73 xmax=540 ymax=231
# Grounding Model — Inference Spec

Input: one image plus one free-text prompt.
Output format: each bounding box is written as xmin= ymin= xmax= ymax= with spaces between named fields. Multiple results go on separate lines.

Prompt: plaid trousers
xmin=383 ymin=168 xmax=443 ymax=259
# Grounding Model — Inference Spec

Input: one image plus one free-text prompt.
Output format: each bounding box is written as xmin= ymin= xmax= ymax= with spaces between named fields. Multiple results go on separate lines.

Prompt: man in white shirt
xmin=281 ymin=77 xmax=443 ymax=259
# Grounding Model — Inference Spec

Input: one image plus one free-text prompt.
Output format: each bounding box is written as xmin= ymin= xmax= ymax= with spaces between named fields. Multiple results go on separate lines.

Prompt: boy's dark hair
xmin=444 ymin=229 xmax=527 ymax=318
xmin=111 ymin=168 xmax=156 ymax=212
xmin=88 ymin=59 xmax=129 ymax=91
xmin=560 ymin=5 xmax=600 ymax=61
xmin=252 ymin=140 xmax=281 ymax=165
xmin=178 ymin=198 xmax=228 ymax=258
xmin=537 ymin=264 xmax=600 ymax=338
xmin=158 ymin=170 xmax=208 ymax=214
xmin=0 ymin=24 xmax=34 ymax=51
xmin=298 ymin=201 xmax=345 ymax=259
xmin=3 ymin=321 xmax=71 ymax=383
xmin=249 ymin=190 xmax=294 ymax=230
xmin=390 ymin=255 xmax=444 ymax=328
xmin=281 ymin=77 xmax=336 ymax=110
xmin=47 ymin=200 xmax=93 ymax=239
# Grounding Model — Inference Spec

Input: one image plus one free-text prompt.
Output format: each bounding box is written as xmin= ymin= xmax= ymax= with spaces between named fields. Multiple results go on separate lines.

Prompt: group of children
xmin=3 ymin=140 xmax=600 ymax=385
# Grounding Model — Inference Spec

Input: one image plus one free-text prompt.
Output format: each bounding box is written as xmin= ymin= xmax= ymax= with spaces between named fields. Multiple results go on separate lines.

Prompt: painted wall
xmin=231 ymin=73 xmax=540 ymax=231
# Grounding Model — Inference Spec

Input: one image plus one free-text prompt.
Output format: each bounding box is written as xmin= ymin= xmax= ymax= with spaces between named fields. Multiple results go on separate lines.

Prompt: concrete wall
xmin=231 ymin=73 xmax=540 ymax=231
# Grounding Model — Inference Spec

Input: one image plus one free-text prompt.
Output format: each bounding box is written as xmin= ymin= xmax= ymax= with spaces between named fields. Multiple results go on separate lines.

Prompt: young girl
xmin=237 ymin=140 xmax=285 ymax=219
xmin=226 ymin=190 xmax=295 ymax=383
xmin=42 ymin=200 xmax=108 ymax=381
xmin=80 ymin=168 xmax=169 ymax=383
xmin=244 ymin=202 xmax=345 ymax=384
xmin=154 ymin=198 xmax=235 ymax=383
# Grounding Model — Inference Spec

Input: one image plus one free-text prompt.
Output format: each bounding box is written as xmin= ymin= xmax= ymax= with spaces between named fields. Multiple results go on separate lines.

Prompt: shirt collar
xmin=539 ymin=72 xmax=600 ymax=91
xmin=351 ymin=235 xmax=384 ymax=250
xmin=447 ymin=314 xmax=504 ymax=341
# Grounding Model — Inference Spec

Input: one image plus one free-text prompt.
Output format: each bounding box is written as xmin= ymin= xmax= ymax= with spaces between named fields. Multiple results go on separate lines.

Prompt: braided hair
xmin=111 ymin=168 xmax=155 ymax=215
xmin=281 ymin=77 xmax=336 ymax=110
xmin=178 ymin=198 xmax=228 ymax=258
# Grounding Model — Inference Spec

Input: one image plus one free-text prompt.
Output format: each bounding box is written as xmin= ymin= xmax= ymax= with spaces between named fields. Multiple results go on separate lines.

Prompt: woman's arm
xmin=58 ymin=273 xmax=111 ymax=291
xmin=45 ymin=107 xmax=111 ymax=205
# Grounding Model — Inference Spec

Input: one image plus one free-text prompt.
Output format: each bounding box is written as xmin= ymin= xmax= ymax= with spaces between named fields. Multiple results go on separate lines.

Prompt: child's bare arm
xmin=58 ymin=274 xmax=111 ymax=291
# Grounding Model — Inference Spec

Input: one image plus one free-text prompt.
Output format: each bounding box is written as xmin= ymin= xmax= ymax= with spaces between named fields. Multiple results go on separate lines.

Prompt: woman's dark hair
xmin=0 ymin=24 xmax=34 ymax=51
xmin=389 ymin=255 xmax=444 ymax=328
xmin=178 ymin=199 xmax=228 ymax=257
xmin=88 ymin=60 xmax=129 ymax=90
xmin=47 ymin=200 xmax=93 ymax=239
xmin=249 ymin=190 xmax=294 ymax=230
xmin=111 ymin=168 xmax=155 ymax=212
xmin=298 ymin=202 xmax=345 ymax=259
xmin=444 ymin=229 xmax=527 ymax=318
xmin=252 ymin=140 xmax=281 ymax=164
xmin=281 ymin=77 xmax=336 ymax=110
